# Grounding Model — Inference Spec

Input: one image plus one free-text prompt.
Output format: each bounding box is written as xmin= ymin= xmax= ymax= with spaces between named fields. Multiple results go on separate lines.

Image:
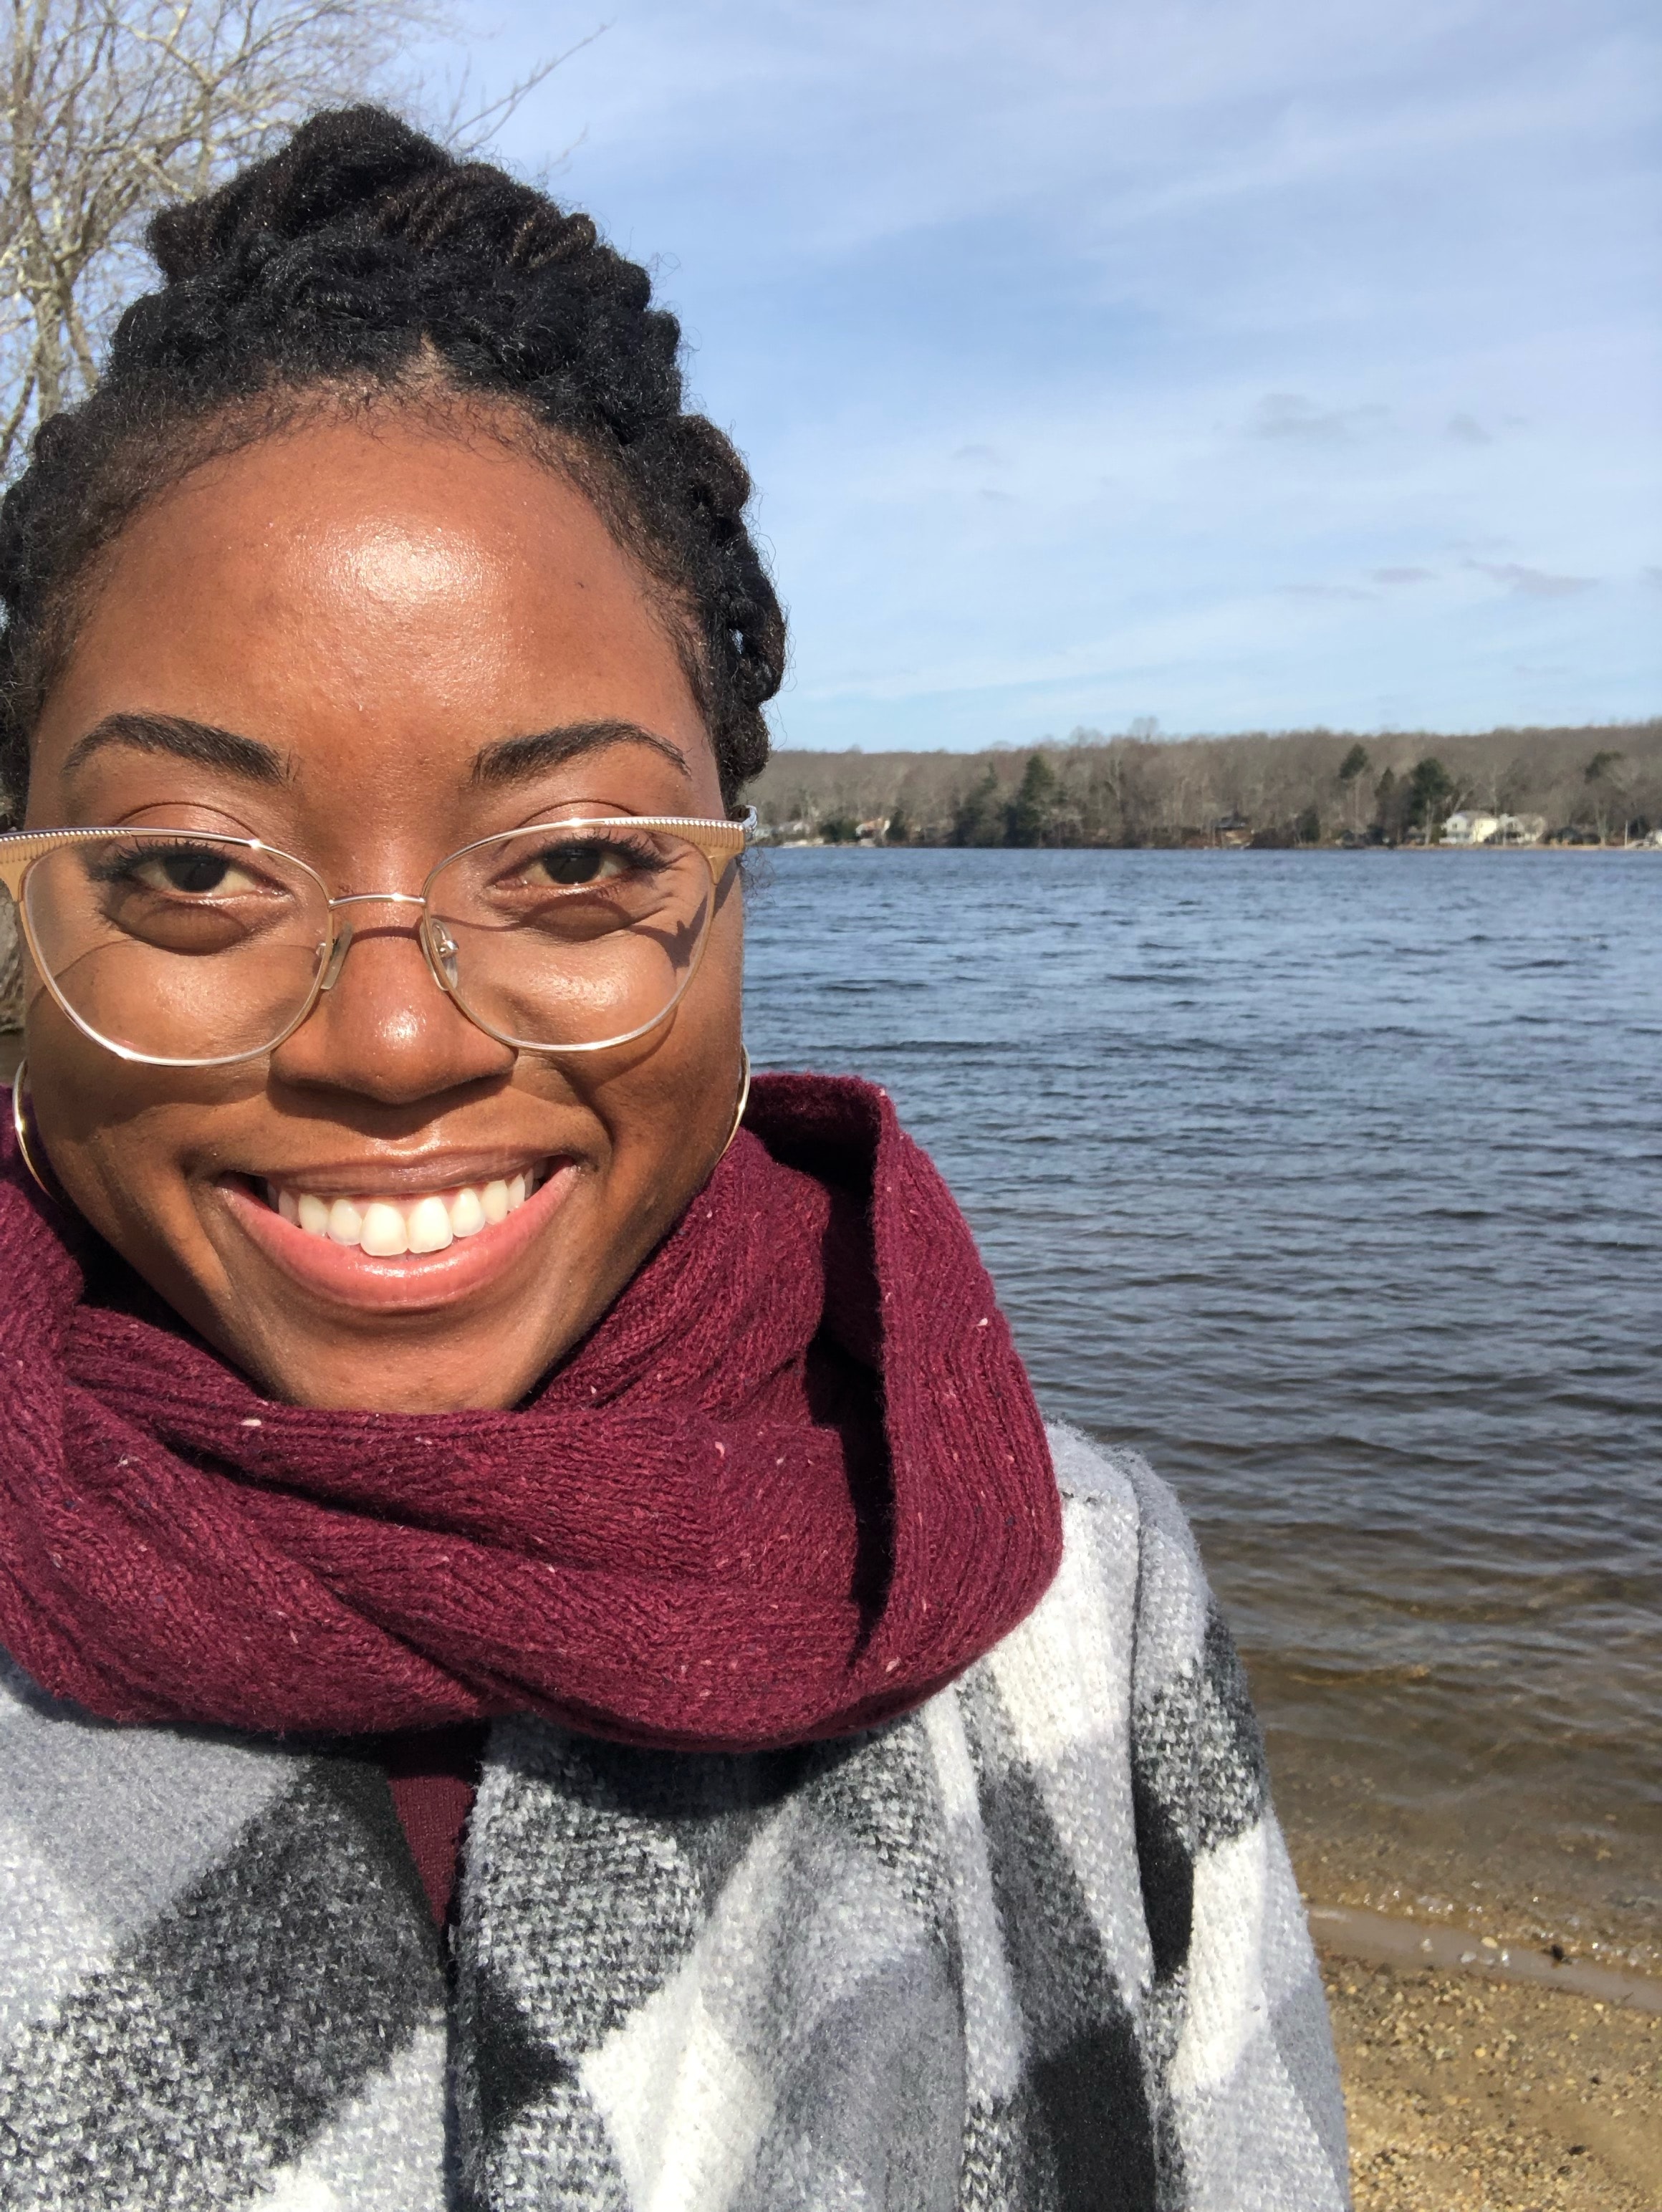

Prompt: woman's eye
xmin=131 ymin=850 xmax=253 ymax=895
xmin=524 ymin=843 xmax=627 ymax=888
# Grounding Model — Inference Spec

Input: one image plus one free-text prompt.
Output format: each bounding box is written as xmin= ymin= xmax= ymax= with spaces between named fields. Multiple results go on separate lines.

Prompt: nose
xmin=270 ymin=902 xmax=514 ymax=1105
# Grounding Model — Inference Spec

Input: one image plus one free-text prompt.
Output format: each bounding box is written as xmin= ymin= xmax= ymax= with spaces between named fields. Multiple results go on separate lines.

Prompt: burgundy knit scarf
xmin=0 ymin=1072 xmax=1060 ymax=1750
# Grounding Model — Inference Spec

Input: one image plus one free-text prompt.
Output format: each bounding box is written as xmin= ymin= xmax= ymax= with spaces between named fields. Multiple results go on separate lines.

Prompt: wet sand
xmin=1276 ymin=1781 xmax=1661 ymax=1986
xmin=1300 ymin=1824 xmax=1662 ymax=2208
xmin=1320 ymin=1954 xmax=1662 ymax=2210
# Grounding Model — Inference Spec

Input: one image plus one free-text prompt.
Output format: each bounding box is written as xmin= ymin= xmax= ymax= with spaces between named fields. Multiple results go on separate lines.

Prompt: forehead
xmin=29 ymin=415 xmax=716 ymax=809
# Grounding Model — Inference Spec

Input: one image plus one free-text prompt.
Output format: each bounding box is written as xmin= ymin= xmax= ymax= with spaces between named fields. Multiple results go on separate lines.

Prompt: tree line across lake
xmin=748 ymin=720 xmax=1662 ymax=849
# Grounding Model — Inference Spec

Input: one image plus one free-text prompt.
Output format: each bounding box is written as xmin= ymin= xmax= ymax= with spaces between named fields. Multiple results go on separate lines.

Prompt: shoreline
xmin=1276 ymin=1798 xmax=1661 ymax=1994
xmin=1303 ymin=1877 xmax=1662 ymax=2205
xmin=1310 ymin=1903 xmax=1662 ymax=2017
xmin=761 ymin=838 xmax=1658 ymax=853
xmin=1322 ymin=1953 xmax=1662 ymax=2210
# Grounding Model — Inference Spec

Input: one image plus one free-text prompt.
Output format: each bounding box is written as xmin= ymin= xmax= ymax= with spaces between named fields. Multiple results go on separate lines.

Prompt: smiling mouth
xmin=259 ymin=1163 xmax=552 ymax=1257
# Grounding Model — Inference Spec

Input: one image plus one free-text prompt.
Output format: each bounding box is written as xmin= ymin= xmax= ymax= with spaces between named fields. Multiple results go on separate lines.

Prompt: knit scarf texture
xmin=0 ymin=1071 xmax=1060 ymax=1750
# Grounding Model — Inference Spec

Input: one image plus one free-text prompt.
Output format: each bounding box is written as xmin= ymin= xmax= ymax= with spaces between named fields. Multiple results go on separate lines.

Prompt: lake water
xmin=745 ymin=848 xmax=1662 ymax=1973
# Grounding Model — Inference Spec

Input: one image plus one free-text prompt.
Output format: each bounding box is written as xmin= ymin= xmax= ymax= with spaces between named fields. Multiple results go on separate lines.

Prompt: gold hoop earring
xmin=10 ymin=1054 xmax=56 ymax=1201
xmin=721 ymin=1048 xmax=752 ymax=1159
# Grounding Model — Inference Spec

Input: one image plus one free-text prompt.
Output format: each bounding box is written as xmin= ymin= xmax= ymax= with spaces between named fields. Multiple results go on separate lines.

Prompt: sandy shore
xmin=1320 ymin=1953 xmax=1661 ymax=2210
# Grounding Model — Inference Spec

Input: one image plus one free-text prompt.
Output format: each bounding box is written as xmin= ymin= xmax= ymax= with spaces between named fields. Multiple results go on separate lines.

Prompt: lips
xmin=222 ymin=1156 xmax=578 ymax=1312
xmin=264 ymin=1166 xmax=545 ymax=1256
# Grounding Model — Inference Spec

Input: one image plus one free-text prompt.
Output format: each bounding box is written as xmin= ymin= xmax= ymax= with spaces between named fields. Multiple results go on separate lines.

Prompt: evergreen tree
xmin=950 ymin=767 xmax=1002 ymax=847
xmin=1004 ymin=754 xmax=1057 ymax=847
xmin=1406 ymin=757 xmax=1456 ymax=842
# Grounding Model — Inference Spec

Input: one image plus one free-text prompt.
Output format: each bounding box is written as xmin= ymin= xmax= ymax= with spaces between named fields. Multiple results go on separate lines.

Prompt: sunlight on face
xmin=332 ymin=516 xmax=492 ymax=612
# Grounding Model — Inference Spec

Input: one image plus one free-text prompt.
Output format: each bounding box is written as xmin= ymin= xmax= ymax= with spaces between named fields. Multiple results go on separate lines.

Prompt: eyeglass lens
xmin=21 ymin=824 xmax=718 ymax=1064
xmin=426 ymin=820 xmax=715 ymax=1052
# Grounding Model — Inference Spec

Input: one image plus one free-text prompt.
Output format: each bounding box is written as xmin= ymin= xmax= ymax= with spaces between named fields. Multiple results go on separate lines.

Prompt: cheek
xmin=27 ymin=1003 xmax=145 ymax=1188
xmin=26 ymin=1004 xmax=238 ymax=1255
xmin=38 ymin=1105 xmax=206 ymax=1294
xmin=591 ymin=894 xmax=744 ymax=1187
xmin=696 ymin=882 xmax=745 ymax=1026
xmin=678 ymin=890 xmax=746 ymax=1100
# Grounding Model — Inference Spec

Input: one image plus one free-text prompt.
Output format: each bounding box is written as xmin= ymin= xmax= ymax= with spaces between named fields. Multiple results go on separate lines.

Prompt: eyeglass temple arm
xmin=668 ymin=807 xmax=756 ymax=867
xmin=0 ymin=828 xmax=105 ymax=900
xmin=0 ymin=824 xmax=194 ymax=900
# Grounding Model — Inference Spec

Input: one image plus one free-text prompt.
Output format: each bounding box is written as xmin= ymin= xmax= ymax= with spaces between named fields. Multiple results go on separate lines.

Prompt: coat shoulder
xmin=1045 ymin=1420 xmax=1201 ymax=1560
xmin=1038 ymin=1420 xmax=1214 ymax=1687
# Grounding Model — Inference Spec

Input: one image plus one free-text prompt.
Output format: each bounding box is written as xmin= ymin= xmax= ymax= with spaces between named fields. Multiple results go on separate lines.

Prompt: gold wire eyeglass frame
xmin=0 ymin=809 xmax=755 ymax=1069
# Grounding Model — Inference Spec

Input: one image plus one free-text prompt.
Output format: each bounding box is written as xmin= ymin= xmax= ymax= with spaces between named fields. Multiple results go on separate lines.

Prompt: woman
xmin=0 ymin=108 xmax=1348 ymax=2211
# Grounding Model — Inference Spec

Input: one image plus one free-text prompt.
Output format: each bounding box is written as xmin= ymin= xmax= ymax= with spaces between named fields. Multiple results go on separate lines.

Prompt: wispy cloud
xmin=1470 ymin=561 xmax=1598 ymax=600
xmin=1249 ymin=394 xmax=1390 ymax=445
xmin=489 ymin=0 xmax=1662 ymax=742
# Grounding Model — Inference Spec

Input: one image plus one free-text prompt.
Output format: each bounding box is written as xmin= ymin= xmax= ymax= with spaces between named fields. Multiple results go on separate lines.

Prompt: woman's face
xmin=21 ymin=414 xmax=745 ymax=1411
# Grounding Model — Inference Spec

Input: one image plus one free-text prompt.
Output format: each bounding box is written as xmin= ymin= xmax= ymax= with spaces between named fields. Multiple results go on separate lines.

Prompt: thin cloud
xmin=518 ymin=0 xmax=1661 ymax=745
xmin=1470 ymin=561 xmax=1597 ymax=599
xmin=1281 ymin=582 xmax=1374 ymax=600
xmin=1249 ymin=393 xmax=1390 ymax=445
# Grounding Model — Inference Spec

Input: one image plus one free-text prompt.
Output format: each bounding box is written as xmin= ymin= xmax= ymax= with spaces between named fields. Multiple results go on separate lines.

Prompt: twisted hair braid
xmin=0 ymin=106 xmax=785 ymax=817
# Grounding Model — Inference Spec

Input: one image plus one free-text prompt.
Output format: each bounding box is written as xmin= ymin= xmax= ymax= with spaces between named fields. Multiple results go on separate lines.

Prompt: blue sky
xmin=462 ymin=0 xmax=1658 ymax=750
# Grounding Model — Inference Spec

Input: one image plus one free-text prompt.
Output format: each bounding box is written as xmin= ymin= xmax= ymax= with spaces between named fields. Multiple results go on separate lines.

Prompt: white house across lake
xmin=1441 ymin=811 xmax=1547 ymax=846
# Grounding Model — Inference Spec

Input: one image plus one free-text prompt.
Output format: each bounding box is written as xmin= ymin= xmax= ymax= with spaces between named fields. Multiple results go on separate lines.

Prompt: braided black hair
xmin=0 ymin=106 xmax=785 ymax=819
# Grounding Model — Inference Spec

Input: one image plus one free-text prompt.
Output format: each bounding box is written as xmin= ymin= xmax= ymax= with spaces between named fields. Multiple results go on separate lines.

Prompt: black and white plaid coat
xmin=0 ymin=1428 xmax=1350 ymax=2209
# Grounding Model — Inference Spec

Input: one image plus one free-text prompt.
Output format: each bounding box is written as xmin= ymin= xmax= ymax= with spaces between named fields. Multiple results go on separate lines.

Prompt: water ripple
xmin=746 ymin=848 xmax=1662 ymax=1951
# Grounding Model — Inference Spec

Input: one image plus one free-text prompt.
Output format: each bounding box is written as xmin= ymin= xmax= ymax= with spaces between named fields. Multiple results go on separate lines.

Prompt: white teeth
xmin=269 ymin=1167 xmax=545 ymax=1252
xmin=450 ymin=1188 xmax=486 ymax=1237
xmin=360 ymin=1201 xmax=410 ymax=1257
xmin=327 ymin=1198 xmax=365 ymax=1246
xmin=405 ymin=1195 xmax=453 ymax=1254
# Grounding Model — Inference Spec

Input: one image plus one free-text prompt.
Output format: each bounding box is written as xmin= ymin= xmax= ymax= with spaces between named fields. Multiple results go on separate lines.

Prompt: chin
xmin=253 ymin=1330 xmax=550 ymax=1413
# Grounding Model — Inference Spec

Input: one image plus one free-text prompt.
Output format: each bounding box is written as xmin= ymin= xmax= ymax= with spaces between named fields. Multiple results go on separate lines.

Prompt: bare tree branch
xmin=441 ymin=19 xmax=602 ymax=155
xmin=0 ymin=0 xmax=590 ymax=478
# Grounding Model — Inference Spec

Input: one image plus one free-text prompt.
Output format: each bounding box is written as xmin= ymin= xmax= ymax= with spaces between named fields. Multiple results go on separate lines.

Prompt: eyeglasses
xmin=0 ymin=809 xmax=753 ymax=1067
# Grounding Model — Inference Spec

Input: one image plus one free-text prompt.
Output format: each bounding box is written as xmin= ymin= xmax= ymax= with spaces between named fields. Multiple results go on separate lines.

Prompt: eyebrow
xmin=470 ymin=720 xmax=689 ymax=788
xmin=59 ymin=711 xmax=689 ymax=792
xmin=63 ymin=712 xmax=290 ymax=784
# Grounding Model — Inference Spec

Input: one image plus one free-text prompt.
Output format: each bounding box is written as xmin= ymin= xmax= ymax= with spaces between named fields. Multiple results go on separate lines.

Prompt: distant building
xmin=1441 ymin=810 xmax=1546 ymax=847
xmin=1441 ymin=810 xmax=1500 ymax=845
xmin=855 ymin=817 xmax=890 ymax=843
